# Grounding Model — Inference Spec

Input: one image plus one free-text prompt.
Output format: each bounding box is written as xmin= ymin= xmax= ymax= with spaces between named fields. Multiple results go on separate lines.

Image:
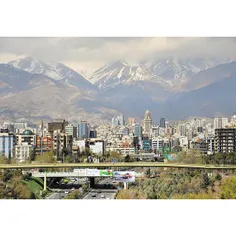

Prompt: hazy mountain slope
xmin=161 ymin=75 xmax=236 ymax=120
xmin=183 ymin=61 xmax=236 ymax=91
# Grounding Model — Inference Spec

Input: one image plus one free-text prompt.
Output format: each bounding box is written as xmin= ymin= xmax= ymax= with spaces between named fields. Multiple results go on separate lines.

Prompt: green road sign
xmin=100 ymin=170 xmax=113 ymax=176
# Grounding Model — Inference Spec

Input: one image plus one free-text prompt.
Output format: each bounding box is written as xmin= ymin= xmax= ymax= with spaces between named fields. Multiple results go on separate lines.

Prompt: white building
xmin=214 ymin=118 xmax=222 ymax=129
xmin=178 ymin=124 xmax=186 ymax=136
xmin=158 ymin=127 xmax=165 ymax=136
xmin=222 ymin=118 xmax=228 ymax=128
xmin=231 ymin=114 xmax=236 ymax=126
xmin=16 ymin=130 xmax=37 ymax=146
xmin=179 ymin=136 xmax=188 ymax=151
xmin=151 ymin=125 xmax=159 ymax=138
xmin=15 ymin=142 xmax=32 ymax=162
xmin=77 ymin=140 xmax=86 ymax=152
xmin=89 ymin=139 xmax=106 ymax=155
xmin=118 ymin=147 xmax=135 ymax=155
xmin=152 ymin=138 xmax=164 ymax=151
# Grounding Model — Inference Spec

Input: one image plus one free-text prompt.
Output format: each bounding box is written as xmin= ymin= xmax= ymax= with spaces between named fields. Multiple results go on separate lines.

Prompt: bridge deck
xmin=1 ymin=162 xmax=236 ymax=170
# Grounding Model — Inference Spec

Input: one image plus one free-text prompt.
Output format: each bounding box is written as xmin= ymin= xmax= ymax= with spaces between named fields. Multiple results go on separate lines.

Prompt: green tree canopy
xmin=35 ymin=150 xmax=56 ymax=163
xmin=220 ymin=176 xmax=236 ymax=199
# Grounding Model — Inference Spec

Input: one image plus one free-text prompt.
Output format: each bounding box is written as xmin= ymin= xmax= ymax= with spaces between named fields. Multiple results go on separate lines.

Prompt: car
xmin=101 ymin=195 xmax=105 ymax=198
xmin=97 ymin=190 xmax=102 ymax=193
xmin=71 ymin=187 xmax=75 ymax=191
xmin=92 ymin=193 xmax=96 ymax=197
xmin=64 ymin=191 xmax=69 ymax=194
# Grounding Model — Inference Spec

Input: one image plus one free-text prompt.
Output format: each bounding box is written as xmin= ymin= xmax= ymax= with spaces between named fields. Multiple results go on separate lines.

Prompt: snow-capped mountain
xmin=150 ymin=57 xmax=230 ymax=85
xmin=89 ymin=60 xmax=171 ymax=91
xmin=8 ymin=57 xmax=97 ymax=91
xmin=89 ymin=57 xmax=231 ymax=91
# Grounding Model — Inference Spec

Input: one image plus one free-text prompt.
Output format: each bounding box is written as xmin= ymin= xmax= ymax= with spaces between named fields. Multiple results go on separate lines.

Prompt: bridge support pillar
xmin=43 ymin=171 xmax=47 ymax=191
xmin=124 ymin=182 xmax=128 ymax=190
xmin=164 ymin=158 xmax=168 ymax=171
xmin=89 ymin=177 xmax=95 ymax=188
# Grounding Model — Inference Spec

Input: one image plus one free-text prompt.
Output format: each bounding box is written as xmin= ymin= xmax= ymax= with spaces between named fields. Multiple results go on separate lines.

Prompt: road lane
xmin=83 ymin=178 xmax=118 ymax=200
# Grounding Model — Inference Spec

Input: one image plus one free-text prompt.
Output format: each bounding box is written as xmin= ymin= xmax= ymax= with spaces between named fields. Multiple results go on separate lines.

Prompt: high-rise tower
xmin=143 ymin=110 xmax=152 ymax=135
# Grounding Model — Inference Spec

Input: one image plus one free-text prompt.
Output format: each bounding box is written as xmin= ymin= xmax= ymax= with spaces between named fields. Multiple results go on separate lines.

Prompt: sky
xmin=0 ymin=37 xmax=235 ymax=76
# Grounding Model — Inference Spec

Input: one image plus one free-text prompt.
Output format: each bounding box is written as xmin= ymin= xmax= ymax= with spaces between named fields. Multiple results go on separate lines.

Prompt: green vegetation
xmin=35 ymin=150 xmax=56 ymax=163
xmin=172 ymin=149 xmax=236 ymax=165
xmin=0 ymin=155 xmax=10 ymax=164
xmin=116 ymin=189 xmax=146 ymax=199
xmin=116 ymin=168 xmax=236 ymax=199
xmin=64 ymin=190 xmax=83 ymax=199
xmin=82 ymin=184 xmax=88 ymax=192
xmin=219 ymin=176 xmax=236 ymax=199
xmin=0 ymin=169 xmax=46 ymax=199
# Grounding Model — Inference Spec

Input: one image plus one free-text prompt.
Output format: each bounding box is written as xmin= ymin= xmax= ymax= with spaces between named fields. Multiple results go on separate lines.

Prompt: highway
xmin=46 ymin=178 xmax=87 ymax=200
xmin=2 ymin=162 xmax=236 ymax=169
xmin=46 ymin=189 xmax=72 ymax=199
xmin=83 ymin=178 xmax=117 ymax=200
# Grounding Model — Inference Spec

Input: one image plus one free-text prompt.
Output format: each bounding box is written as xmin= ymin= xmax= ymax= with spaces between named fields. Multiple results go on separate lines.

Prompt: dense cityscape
xmin=1 ymin=110 xmax=236 ymax=162
xmin=1 ymin=110 xmax=236 ymax=200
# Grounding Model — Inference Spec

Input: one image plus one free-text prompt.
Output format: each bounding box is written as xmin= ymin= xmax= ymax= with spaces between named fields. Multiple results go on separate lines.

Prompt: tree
xmin=82 ymin=184 xmax=88 ymax=193
xmin=64 ymin=190 xmax=82 ymax=199
xmin=124 ymin=154 xmax=130 ymax=162
xmin=175 ymin=149 xmax=203 ymax=164
xmin=64 ymin=155 xmax=73 ymax=163
xmin=35 ymin=150 xmax=56 ymax=163
xmin=0 ymin=155 xmax=9 ymax=164
xmin=84 ymin=147 xmax=91 ymax=156
xmin=144 ymin=168 xmax=151 ymax=178
xmin=29 ymin=148 xmax=35 ymax=163
xmin=215 ymin=173 xmax=222 ymax=181
xmin=173 ymin=191 xmax=216 ymax=199
xmin=200 ymin=172 xmax=210 ymax=189
xmin=220 ymin=176 xmax=236 ymax=199
xmin=116 ymin=189 xmax=146 ymax=199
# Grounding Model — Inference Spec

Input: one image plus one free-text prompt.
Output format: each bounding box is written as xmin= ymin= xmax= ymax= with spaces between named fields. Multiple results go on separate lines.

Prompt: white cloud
xmin=0 ymin=37 xmax=235 ymax=74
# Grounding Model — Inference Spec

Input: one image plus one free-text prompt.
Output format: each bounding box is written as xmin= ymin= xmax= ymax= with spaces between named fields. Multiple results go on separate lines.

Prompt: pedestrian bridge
xmin=1 ymin=162 xmax=236 ymax=170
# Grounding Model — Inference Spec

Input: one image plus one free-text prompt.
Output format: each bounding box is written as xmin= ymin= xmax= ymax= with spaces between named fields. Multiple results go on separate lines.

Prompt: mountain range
xmin=0 ymin=56 xmax=235 ymax=124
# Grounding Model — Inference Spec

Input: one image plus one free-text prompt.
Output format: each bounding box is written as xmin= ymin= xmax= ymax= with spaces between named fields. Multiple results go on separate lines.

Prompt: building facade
xmin=134 ymin=124 xmax=142 ymax=138
xmin=143 ymin=110 xmax=152 ymax=136
xmin=16 ymin=130 xmax=37 ymax=146
xmin=15 ymin=142 xmax=32 ymax=162
xmin=0 ymin=131 xmax=14 ymax=159
xmin=65 ymin=124 xmax=77 ymax=139
xmin=215 ymin=128 xmax=236 ymax=153
xmin=78 ymin=121 xmax=89 ymax=140
xmin=160 ymin=118 xmax=166 ymax=128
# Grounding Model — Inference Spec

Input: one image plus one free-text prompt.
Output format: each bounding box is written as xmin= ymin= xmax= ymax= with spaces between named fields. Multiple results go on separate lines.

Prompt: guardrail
xmin=1 ymin=162 xmax=236 ymax=170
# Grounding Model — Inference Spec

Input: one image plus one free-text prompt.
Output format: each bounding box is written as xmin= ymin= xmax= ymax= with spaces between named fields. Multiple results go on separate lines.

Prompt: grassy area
xmin=22 ymin=177 xmax=44 ymax=199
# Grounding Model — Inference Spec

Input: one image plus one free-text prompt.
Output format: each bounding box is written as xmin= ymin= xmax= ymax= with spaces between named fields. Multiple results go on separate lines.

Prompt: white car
xmin=64 ymin=191 xmax=69 ymax=194
xmin=101 ymin=195 xmax=105 ymax=198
